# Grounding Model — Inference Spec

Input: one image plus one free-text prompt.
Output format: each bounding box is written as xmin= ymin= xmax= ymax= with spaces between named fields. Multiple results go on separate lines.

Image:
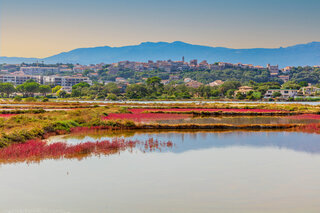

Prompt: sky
xmin=1 ymin=0 xmax=320 ymax=58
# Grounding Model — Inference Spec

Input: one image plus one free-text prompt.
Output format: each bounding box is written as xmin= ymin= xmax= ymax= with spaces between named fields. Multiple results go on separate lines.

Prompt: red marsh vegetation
xmin=297 ymin=123 xmax=320 ymax=134
xmin=0 ymin=114 xmax=16 ymax=118
xmin=130 ymin=108 xmax=284 ymax=113
xmin=0 ymin=138 xmax=173 ymax=164
xmin=103 ymin=113 xmax=191 ymax=122
xmin=103 ymin=108 xmax=289 ymax=122
xmin=288 ymin=114 xmax=320 ymax=120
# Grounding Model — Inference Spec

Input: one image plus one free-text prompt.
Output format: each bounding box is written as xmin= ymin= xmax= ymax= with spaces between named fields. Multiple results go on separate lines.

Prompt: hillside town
xmin=0 ymin=59 xmax=320 ymax=100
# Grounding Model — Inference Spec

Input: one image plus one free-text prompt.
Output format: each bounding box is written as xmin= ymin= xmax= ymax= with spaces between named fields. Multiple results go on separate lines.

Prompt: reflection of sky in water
xmin=153 ymin=116 xmax=320 ymax=125
xmin=2 ymin=131 xmax=320 ymax=212
xmin=49 ymin=131 xmax=320 ymax=155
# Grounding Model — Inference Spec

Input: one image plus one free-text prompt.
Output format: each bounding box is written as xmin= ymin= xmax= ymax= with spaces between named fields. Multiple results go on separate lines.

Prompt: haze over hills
xmin=1 ymin=41 xmax=320 ymax=67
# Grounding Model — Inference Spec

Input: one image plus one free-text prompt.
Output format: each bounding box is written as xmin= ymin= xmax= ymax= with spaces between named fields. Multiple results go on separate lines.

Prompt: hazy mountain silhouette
xmin=1 ymin=41 xmax=320 ymax=67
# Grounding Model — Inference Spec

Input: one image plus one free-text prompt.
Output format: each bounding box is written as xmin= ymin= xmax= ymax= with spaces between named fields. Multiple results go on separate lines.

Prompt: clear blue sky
xmin=1 ymin=0 xmax=320 ymax=57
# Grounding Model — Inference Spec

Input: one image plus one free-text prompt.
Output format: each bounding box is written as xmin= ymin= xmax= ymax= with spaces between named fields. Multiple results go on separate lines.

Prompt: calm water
xmin=56 ymin=100 xmax=320 ymax=105
xmin=2 ymin=131 xmax=320 ymax=213
xmin=151 ymin=116 xmax=320 ymax=125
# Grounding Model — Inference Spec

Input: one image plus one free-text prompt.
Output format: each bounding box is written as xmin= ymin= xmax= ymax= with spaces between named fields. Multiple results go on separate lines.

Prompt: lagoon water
xmin=61 ymin=100 xmax=320 ymax=105
xmin=1 ymin=131 xmax=320 ymax=213
xmin=152 ymin=116 xmax=320 ymax=125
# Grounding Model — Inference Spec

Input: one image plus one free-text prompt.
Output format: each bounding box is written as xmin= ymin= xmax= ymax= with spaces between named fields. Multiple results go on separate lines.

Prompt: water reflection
xmin=48 ymin=130 xmax=320 ymax=155
xmin=2 ymin=131 xmax=320 ymax=212
xmin=153 ymin=116 xmax=320 ymax=125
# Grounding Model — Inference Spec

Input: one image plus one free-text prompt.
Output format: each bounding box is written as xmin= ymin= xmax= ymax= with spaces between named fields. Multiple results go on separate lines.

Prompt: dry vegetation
xmin=0 ymin=101 xmax=319 ymax=147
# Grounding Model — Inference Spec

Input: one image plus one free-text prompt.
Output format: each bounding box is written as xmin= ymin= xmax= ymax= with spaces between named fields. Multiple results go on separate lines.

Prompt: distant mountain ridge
xmin=1 ymin=41 xmax=320 ymax=67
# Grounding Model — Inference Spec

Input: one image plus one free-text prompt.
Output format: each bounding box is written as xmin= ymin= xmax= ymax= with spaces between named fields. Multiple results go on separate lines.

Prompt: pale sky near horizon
xmin=1 ymin=0 xmax=320 ymax=58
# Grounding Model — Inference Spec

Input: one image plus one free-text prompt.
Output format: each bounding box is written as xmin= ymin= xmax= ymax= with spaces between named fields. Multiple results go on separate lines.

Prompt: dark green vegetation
xmin=289 ymin=66 xmax=320 ymax=84
xmin=1 ymin=64 xmax=320 ymax=101
xmin=70 ymin=79 xmax=319 ymax=101
xmin=96 ymin=66 xmax=320 ymax=85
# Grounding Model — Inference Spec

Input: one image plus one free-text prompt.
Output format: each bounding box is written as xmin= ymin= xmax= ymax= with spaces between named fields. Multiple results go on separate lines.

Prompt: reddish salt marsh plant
xmin=104 ymin=108 xmax=191 ymax=122
xmin=104 ymin=113 xmax=190 ymax=122
xmin=297 ymin=123 xmax=320 ymax=134
xmin=288 ymin=114 xmax=320 ymax=120
xmin=0 ymin=114 xmax=16 ymax=118
xmin=0 ymin=138 xmax=173 ymax=164
xmin=135 ymin=108 xmax=284 ymax=113
xmin=104 ymin=107 xmax=285 ymax=123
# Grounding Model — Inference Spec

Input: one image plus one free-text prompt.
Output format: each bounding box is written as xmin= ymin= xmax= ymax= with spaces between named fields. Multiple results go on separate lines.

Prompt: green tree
xmin=23 ymin=81 xmax=40 ymax=97
xmin=52 ymin=85 xmax=62 ymax=93
xmin=272 ymin=91 xmax=282 ymax=98
xmin=219 ymin=81 xmax=241 ymax=94
xmin=210 ymin=89 xmax=220 ymax=97
xmin=106 ymin=93 xmax=118 ymax=101
xmin=57 ymin=90 xmax=67 ymax=98
xmin=16 ymin=84 xmax=26 ymax=96
xmin=71 ymin=89 xmax=81 ymax=97
xmin=247 ymin=91 xmax=262 ymax=100
xmin=126 ymin=84 xmax=149 ymax=99
xmin=197 ymin=85 xmax=212 ymax=99
xmin=299 ymin=81 xmax=308 ymax=87
xmin=0 ymin=83 xmax=15 ymax=97
xmin=72 ymin=82 xmax=90 ymax=90
xmin=146 ymin=76 xmax=163 ymax=95
xmin=235 ymin=92 xmax=246 ymax=100
xmin=282 ymin=81 xmax=301 ymax=90
xmin=104 ymin=82 xmax=121 ymax=95
xmin=39 ymin=85 xmax=51 ymax=96
xmin=226 ymin=89 xmax=236 ymax=98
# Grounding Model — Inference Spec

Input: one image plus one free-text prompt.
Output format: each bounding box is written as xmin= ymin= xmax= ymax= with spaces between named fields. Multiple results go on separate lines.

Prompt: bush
xmin=42 ymin=97 xmax=49 ymax=102
xmin=25 ymin=97 xmax=37 ymax=102
xmin=118 ymin=107 xmax=130 ymax=113
xmin=96 ymin=95 xmax=106 ymax=100
xmin=13 ymin=96 xmax=22 ymax=102
xmin=106 ymin=93 xmax=118 ymax=101
xmin=124 ymin=120 xmax=136 ymax=127
xmin=236 ymin=92 xmax=246 ymax=100
xmin=272 ymin=92 xmax=282 ymax=98
xmin=51 ymin=120 xmax=80 ymax=131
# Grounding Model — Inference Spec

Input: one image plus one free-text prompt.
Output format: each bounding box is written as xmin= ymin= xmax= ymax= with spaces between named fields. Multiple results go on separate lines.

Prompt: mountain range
xmin=1 ymin=41 xmax=320 ymax=67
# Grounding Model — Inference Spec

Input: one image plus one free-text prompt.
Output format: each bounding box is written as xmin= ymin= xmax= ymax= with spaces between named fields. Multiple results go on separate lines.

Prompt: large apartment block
xmin=43 ymin=76 xmax=92 ymax=87
xmin=0 ymin=74 xmax=42 ymax=85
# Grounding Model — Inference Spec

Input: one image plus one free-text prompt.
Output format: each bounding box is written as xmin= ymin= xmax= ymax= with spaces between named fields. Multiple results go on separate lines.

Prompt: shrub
xmin=96 ymin=95 xmax=105 ymax=100
xmin=13 ymin=96 xmax=22 ymax=102
xmin=42 ymin=97 xmax=49 ymax=102
xmin=106 ymin=93 xmax=118 ymax=101
xmin=272 ymin=92 xmax=282 ymax=98
xmin=25 ymin=97 xmax=37 ymax=102
xmin=51 ymin=120 xmax=80 ymax=131
xmin=118 ymin=107 xmax=130 ymax=114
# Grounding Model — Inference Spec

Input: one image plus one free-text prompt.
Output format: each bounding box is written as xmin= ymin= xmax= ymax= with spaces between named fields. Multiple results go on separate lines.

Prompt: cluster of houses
xmin=237 ymin=84 xmax=320 ymax=99
xmin=107 ymin=59 xmax=285 ymax=74
xmin=181 ymin=77 xmax=320 ymax=99
xmin=1 ymin=61 xmax=320 ymax=97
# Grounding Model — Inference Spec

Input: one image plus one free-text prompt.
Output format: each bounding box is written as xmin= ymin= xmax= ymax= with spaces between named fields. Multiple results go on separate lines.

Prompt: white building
xmin=43 ymin=76 xmax=92 ymax=87
xmin=0 ymin=74 xmax=42 ymax=85
xmin=265 ymin=89 xmax=298 ymax=98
